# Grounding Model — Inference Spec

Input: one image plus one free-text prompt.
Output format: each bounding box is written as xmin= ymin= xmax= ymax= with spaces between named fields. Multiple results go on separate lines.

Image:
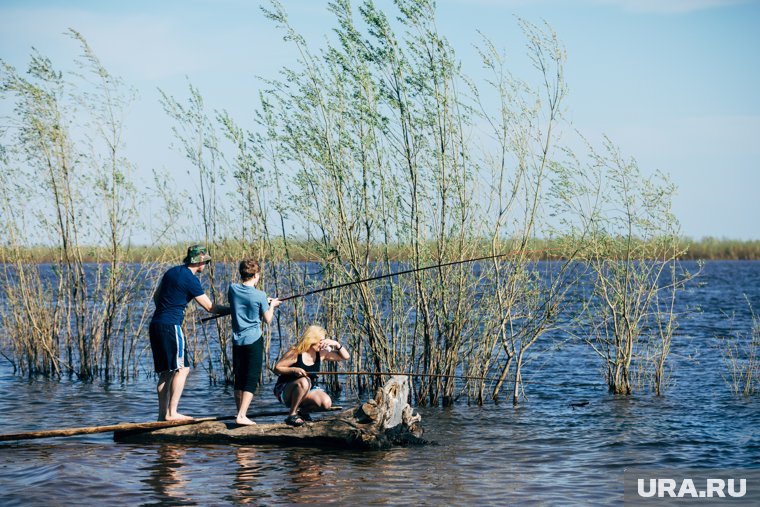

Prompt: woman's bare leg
xmin=283 ymin=377 xmax=311 ymax=416
xmin=300 ymin=389 xmax=332 ymax=412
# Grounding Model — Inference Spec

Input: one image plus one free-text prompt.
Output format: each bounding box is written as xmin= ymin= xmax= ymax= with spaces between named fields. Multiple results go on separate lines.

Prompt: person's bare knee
xmin=294 ymin=377 xmax=310 ymax=392
xmin=317 ymin=392 xmax=332 ymax=410
xmin=304 ymin=391 xmax=331 ymax=410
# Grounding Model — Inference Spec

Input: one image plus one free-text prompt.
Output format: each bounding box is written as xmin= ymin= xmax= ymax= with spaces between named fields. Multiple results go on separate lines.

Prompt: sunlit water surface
xmin=1 ymin=261 xmax=759 ymax=506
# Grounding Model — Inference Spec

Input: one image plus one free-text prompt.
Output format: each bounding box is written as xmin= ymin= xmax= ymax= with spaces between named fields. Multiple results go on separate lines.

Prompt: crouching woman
xmin=273 ymin=325 xmax=349 ymax=426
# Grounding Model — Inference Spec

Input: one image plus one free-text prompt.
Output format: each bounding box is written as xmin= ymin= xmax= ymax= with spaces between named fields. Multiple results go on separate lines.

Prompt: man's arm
xmin=194 ymin=294 xmax=230 ymax=315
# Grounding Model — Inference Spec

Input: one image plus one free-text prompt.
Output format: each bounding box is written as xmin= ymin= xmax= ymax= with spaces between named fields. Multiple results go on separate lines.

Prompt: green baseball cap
xmin=183 ymin=244 xmax=212 ymax=265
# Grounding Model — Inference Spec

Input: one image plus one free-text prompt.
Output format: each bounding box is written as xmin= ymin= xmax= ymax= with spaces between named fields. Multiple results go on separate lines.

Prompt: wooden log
xmin=0 ymin=409 xmax=312 ymax=442
xmin=0 ymin=417 xmax=226 ymax=442
xmin=114 ymin=375 xmax=426 ymax=450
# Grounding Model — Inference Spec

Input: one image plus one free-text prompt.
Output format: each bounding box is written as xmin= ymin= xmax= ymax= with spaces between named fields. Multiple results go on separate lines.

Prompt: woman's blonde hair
xmin=294 ymin=325 xmax=326 ymax=354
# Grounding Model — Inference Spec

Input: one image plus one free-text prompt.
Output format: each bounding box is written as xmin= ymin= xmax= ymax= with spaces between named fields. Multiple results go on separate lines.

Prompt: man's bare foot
xmin=236 ymin=416 xmax=256 ymax=426
xmin=165 ymin=413 xmax=193 ymax=421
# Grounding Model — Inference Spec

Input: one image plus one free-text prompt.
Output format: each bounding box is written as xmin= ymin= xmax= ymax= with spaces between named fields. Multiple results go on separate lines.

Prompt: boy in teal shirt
xmin=228 ymin=259 xmax=280 ymax=425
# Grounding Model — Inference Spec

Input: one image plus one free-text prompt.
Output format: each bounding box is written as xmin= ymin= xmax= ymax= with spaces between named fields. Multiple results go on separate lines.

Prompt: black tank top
xmin=276 ymin=352 xmax=321 ymax=387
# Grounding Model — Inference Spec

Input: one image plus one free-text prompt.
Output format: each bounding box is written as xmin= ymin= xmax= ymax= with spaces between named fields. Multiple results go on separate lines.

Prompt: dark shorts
xmin=233 ymin=339 xmax=263 ymax=393
xmin=149 ymin=322 xmax=190 ymax=374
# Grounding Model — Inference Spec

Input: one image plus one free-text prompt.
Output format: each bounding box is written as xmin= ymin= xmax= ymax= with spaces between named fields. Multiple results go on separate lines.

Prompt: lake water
xmin=1 ymin=261 xmax=759 ymax=506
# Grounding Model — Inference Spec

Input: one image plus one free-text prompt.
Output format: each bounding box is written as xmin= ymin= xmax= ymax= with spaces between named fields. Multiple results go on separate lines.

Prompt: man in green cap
xmin=149 ymin=244 xmax=229 ymax=421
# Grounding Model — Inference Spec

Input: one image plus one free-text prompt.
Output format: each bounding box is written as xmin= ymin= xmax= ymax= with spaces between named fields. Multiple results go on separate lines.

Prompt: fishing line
xmin=309 ymin=370 xmax=604 ymax=389
xmin=201 ymin=247 xmax=558 ymax=322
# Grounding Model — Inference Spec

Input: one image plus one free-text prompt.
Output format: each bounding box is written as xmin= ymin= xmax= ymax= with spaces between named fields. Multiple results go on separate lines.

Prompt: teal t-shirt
xmin=228 ymin=283 xmax=269 ymax=346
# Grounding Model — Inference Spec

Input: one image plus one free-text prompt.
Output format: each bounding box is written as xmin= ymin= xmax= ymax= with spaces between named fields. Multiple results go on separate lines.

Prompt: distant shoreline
xmin=3 ymin=238 xmax=760 ymax=263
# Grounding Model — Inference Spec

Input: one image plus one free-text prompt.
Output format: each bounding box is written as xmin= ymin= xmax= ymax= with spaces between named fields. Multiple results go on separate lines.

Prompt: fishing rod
xmin=313 ymin=370 xmax=496 ymax=382
xmin=269 ymin=365 xmax=504 ymax=384
xmin=200 ymin=247 xmax=558 ymax=322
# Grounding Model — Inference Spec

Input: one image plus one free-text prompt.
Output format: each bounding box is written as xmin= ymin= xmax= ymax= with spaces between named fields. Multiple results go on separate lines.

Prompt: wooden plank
xmin=0 ymin=409 xmax=307 ymax=442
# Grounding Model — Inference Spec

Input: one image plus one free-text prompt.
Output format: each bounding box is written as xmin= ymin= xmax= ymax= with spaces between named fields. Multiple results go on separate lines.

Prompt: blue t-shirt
xmin=151 ymin=265 xmax=205 ymax=325
xmin=228 ymin=283 xmax=269 ymax=346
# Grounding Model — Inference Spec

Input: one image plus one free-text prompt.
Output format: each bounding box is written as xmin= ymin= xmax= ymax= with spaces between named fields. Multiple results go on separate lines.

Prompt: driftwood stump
xmin=114 ymin=375 xmax=425 ymax=450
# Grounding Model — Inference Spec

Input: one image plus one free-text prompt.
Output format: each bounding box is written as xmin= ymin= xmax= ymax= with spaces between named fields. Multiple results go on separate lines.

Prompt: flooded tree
xmin=720 ymin=299 xmax=760 ymax=396
xmin=0 ymin=30 xmax=153 ymax=380
xmin=553 ymin=138 xmax=695 ymax=394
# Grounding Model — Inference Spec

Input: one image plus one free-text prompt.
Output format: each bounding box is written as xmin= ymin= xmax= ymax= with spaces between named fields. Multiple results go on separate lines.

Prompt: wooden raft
xmin=114 ymin=375 xmax=426 ymax=450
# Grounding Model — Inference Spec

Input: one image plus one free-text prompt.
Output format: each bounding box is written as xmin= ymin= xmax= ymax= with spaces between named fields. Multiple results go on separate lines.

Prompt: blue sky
xmin=1 ymin=0 xmax=759 ymax=240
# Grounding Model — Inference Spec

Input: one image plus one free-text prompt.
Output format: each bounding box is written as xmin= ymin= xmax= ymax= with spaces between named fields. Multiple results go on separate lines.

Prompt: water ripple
xmin=1 ymin=261 xmax=760 ymax=505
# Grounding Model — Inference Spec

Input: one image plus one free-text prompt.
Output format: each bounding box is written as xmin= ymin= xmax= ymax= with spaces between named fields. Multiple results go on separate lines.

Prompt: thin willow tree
xmin=720 ymin=299 xmax=760 ymax=397
xmin=553 ymin=138 xmax=694 ymax=395
xmin=69 ymin=29 xmax=145 ymax=380
xmin=0 ymin=31 xmax=148 ymax=380
xmin=458 ymin=20 xmax=589 ymax=406
xmin=160 ymin=83 xmax=236 ymax=383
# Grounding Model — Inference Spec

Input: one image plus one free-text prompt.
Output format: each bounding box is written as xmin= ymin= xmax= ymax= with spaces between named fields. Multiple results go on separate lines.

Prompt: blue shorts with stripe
xmin=149 ymin=322 xmax=190 ymax=373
